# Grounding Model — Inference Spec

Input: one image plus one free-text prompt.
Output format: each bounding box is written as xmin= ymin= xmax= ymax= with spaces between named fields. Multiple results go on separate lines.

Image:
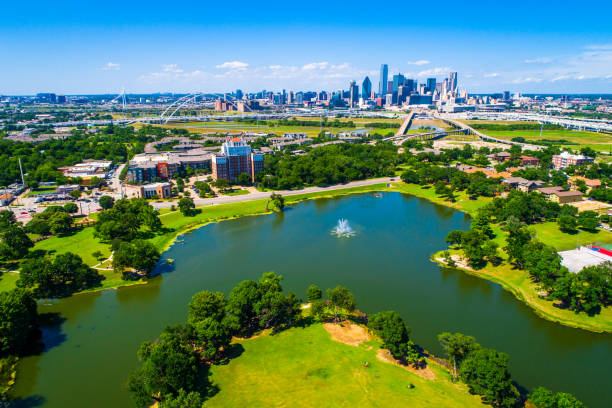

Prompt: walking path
xmin=150 ymin=177 xmax=395 ymax=209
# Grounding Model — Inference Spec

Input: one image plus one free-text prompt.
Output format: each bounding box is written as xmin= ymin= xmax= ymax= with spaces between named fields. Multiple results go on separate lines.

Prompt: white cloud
xmin=302 ymin=62 xmax=328 ymax=70
xmin=585 ymin=44 xmax=612 ymax=50
xmin=215 ymin=61 xmax=249 ymax=70
xmin=407 ymin=60 xmax=430 ymax=66
xmin=162 ymin=64 xmax=183 ymax=73
xmin=484 ymin=72 xmax=500 ymax=78
xmin=524 ymin=57 xmax=552 ymax=64
xmin=512 ymin=77 xmax=543 ymax=84
xmin=101 ymin=62 xmax=120 ymax=71
xmin=413 ymin=67 xmax=451 ymax=77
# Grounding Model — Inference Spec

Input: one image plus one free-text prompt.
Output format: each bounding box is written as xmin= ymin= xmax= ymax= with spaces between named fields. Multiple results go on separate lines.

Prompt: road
xmin=149 ymin=177 xmax=395 ymax=210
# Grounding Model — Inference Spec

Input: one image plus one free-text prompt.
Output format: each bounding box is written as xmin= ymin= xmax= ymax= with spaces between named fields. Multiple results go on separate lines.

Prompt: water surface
xmin=13 ymin=192 xmax=612 ymax=407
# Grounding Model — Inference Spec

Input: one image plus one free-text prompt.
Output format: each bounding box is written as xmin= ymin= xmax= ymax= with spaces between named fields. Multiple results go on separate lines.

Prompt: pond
xmin=12 ymin=192 xmax=612 ymax=407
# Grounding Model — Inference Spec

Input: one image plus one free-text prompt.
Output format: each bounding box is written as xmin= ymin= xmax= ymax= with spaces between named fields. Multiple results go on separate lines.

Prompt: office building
xmin=426 ymin=78 xmax=436 ymax=94
xmin=379 ymin=64 xmax=388 ymax=96
xmin=392 ymin=74 xmax=405 ymax=93
xmin=127 ymin=150 xmax=211 ymax=184
xmin=349 ymin=81 xmax=359 ymax=107
xmin=362 ymin=76 xmax=372 ymax=100
xmin=212 ymin=137 xmax=263 ymax=183
xmin=449 ymin=72 xmax=458 ymax=95
xmin=235 ymin=89 xmax=243 ymax=100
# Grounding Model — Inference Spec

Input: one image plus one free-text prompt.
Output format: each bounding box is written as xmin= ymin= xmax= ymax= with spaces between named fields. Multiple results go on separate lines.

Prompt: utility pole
xmin=18 ymin=157 xmax=25 ymax=185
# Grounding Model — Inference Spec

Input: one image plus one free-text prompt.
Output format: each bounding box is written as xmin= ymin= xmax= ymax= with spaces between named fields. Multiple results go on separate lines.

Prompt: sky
xmin=1 ymin=0 xmax=612 ymax=95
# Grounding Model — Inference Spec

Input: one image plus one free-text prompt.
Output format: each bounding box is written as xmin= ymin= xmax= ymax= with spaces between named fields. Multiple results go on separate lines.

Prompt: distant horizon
xmin=2 ymin=0 xmax=611 ymax=94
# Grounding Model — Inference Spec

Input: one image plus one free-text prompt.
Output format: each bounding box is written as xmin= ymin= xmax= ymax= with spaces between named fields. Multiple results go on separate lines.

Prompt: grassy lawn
xmin=26 ymin=187 xmax=56 ymax=197
xmin=222 ymin=189 xmax=250 ymax=196
xmin=482 ymin=129 xmax=610 ymax=150
xmin=33 ymin=227 xmax=111 ymax=266
xmin=391 ymin=183 xmax=491 ymax=215
xmin=0 ymin=272 xmax=19 ymax=293
xmin=207 ymin=324 xmax=485 ymax=408
xmin=531 ymin=222 xmax=612 ymax=250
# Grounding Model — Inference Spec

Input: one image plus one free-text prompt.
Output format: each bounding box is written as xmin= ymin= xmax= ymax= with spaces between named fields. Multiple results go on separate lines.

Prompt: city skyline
xmin=1 ymin=0 xmax=612 ymax=94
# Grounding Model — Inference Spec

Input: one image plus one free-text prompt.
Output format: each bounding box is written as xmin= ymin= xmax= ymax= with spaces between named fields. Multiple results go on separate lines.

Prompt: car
xmin=20 ymin=211 xmax=28 ymax=215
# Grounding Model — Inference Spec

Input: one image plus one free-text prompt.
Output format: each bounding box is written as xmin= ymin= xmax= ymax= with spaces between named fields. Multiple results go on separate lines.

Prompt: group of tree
xmin=308 ymin=284 xmax=356 ymax=323
xmin=127 ymin=272 xmax=301 ymax=407
xmin=258 ymin=144 xmax=398 ymax=190
xmin=112 ymin=239 xmax=161 ymax=280
xmin=437 ymin=332 xmax=584 ymax=408
xmin=18 ymin=252 xmax=103 ymax=298
xmin=25 ymin=205 xmax=75 ymax=236
xmin=368 ymin=310 xmax=423 ymax=367
xmin=193 ymin=181 xmax=214 ymax=198
xmin=94 ymin=198 xmax=161 ymax=241
xmin=178 ymin=197 xmax=196 ymax=216
xmin=0 ymin=211 xmax=33 ymax=263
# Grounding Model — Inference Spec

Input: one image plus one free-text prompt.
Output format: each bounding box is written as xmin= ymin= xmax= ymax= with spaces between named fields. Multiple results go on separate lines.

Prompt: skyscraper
xmin=349 ymin=81 xmax=359 ymax=107
xmin=449 ymin=72 xmax=458 ymax=95
xmin=379 ymin=64 xmax=388 ymax=96
xmin=392 ymin=74 xmax=405 ymax=93
xmin=426 ymin=78 xmax=436 ymax=94
xmin=362 ymin=76 xmax=372 ymax=100
xmin=235 ymin=89 xmax=243 ymax=100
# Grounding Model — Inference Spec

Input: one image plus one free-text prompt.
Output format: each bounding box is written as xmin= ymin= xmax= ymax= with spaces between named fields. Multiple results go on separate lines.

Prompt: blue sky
xmin=1 ymin=0 xmax=611 ymax=95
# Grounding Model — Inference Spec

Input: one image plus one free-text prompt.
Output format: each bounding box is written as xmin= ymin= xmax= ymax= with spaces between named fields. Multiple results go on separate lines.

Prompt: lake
xmin=12 ymin=192 xmax=612 ymax=407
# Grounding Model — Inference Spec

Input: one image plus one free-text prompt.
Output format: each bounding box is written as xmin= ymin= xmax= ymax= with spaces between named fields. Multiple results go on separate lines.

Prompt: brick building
xmin=212 ymin=137 xmax=263 ymax=183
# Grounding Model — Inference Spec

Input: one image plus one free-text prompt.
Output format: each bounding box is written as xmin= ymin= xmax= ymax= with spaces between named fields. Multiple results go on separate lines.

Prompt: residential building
xmin=127 ymin=150 xmax=211 ymax=184
xmin=552 ymin=151 xmax=594 ymax=170
xmin=502 ymin=177 xmax=544 ymax=192
xmin=489 ymin=151 xmax=512 ymax=162
xmin=212 ymin=137 xmax=263 ymax=183
xmin=379 ymin=64 xmax=388 ymax=96
xmin=519 ymin=155 xmax=540 ymax=166
xmin=536 ymin=186 xmax=583 ymax=204
xmin=568 ymin=176 xmax=602 ymax=192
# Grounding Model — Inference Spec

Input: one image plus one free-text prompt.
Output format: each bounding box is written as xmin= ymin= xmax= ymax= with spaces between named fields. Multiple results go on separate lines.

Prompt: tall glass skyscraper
xmin=379 ymin=64 xmax=388 ymax=96
xmin=426 ymin=78 xmax=436 ymax=94
xmin=362 ymin=76 xmax=372 ymax=100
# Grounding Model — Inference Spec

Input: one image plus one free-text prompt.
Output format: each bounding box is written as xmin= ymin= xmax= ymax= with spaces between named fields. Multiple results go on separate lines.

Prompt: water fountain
xmin=331 ymin=218 xmax=356 ymax=238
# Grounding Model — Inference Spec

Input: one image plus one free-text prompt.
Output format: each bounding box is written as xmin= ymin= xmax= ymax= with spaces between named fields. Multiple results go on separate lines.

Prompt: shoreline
xmin=25 ymin=179 xmax=612 ymax=333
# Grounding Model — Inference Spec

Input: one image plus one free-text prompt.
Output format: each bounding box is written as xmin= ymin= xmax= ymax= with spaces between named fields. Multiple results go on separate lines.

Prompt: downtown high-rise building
xmin=349 ymin=81 xmax=359 ymax=107
xmin=379 ymin=64 xmax=388 ymax=96
xmin=426 ymin=78 xmax=436 ymax=94
xmin=392 ymin=73 xmax=405 ymax=93
xmin=362 ymin=76 xmax=372 ymax=100
xmin=449 ymin=72 xmax=458 ymax=95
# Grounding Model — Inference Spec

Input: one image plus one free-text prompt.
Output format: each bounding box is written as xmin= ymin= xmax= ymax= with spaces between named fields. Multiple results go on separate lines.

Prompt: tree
xmin=47 ymin=211 xmax=73 ymax=235
xmin=0 ymin=211 xmax=17 ymax=231
xmin=178 ymin=197 xmax=196 ymax=216
xmin=69 ymin=189 xmax=82 ymax=199
xmin=63 ymin=202 xmax=78 ymax=214
xmin=224 ymin=280 xmax=262 ymax=335
xmin=127 ymin=327 xmax=200 ymax=408
xmin=504 ymin=227 xmax=532 ymax=268
xmin=400 ymin=169 xmax=419 ymax=184
xmin=113 ymin=240 xmax=160 ymax=278
xmin=326 ymin=286 xmax=355 ymax=322
xmin=0 ymin=289 xmax=39 ymax=356
xmin=98 ymin=195 xmax=115 ymax=210
xmin=306 ymin=284 xmax=323 ymax=302
xmin=368 ymin=311 xmax=411 ymax=360
xmin=0 ymin=226 xmax=34 ymax=261
xmin=158 ymin=389 xmax=204 ymax=408
xmin=18 ymin=252 xmax=103 ymax=298
xmin=529 ymin=386 xmax=585 ymax=408
xmin=577 ymin=210 xmax=599 ymax=232
xmin=557 ymin=215 xmax=578 ymax=233
xmin=310 ymin=299 xmax=327 ymax=320
xmin=438 ymin=332 xmax=480 ymax=380
xmin=445 ymin=230 xmax=463 ymax=247
xmin=213 ymin=178 xmax=231 ymax=192
xmin=459 ymin=348 xmax=519 ymax=408
xmin=188 ymin=291 xmax=227 ymax=324
xmin=237 ymin=172 xmax=252 ymax=186
xmin=270 ymin=192 xmax=285 ymax=211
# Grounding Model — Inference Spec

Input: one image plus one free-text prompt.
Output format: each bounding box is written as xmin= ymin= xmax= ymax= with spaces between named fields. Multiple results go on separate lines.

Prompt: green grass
xmin=530 ymin=222 xmax=612 ymax=251
xmin=0 ymin=272 xmax=19 ymax=293
xmin=222 ymin=189 xmax=250 ymax=196
xmin=33 ymin=227 xmax=111 ymax=266
xmin=26 ymin=187 xmax=56 ymax=197
xmin=207 ymin=324 xmax=485 ymax=408
xmin=391 ymin=183 xmax=492 ymax=215
xmin=482 ymin=129 xmax=611 ymax=150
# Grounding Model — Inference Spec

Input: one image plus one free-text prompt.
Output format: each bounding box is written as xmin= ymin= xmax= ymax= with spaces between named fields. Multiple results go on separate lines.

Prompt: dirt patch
xmin=376 ymin=349 xmax=436 ymax=381
xmin=324 ymin=321 xmax=370 ymax=347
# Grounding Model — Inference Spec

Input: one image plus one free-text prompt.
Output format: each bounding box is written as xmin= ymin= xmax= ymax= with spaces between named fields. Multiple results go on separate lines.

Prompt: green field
xmin=482 ymin=129 xmax=611 ymax=151
xmin=25 ymin=187 xmax=57 ymax=197
xmin=206 ymin=323 xmax=485 ymax=408
xmin=531 ymin=221 xmax=612 ymax=250
xmin=222 ymin=189 xmax=250 ymax=196
xmin=0 ymin=272 xmax=19 ymax=292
